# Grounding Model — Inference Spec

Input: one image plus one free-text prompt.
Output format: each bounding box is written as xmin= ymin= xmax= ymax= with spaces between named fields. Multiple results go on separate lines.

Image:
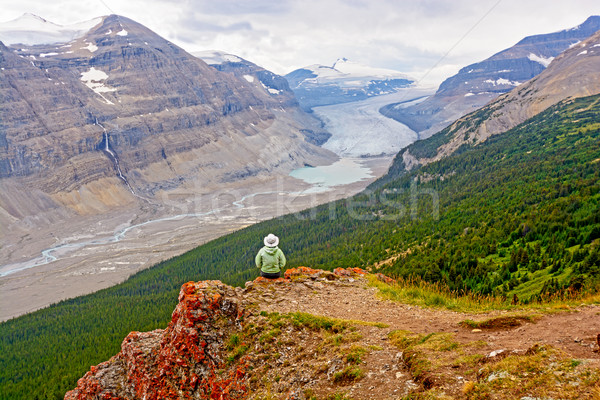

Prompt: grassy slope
xmin=1 ymin=95 xmax=600 ymax=399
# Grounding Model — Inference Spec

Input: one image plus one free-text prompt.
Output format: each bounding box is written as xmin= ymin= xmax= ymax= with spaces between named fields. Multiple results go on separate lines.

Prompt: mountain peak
xmin=17 ymin=13 xmax=50 ymax=23
xmin=285 ymin=59 xmax=414 ymax=109
xmin=331 ymin=57 xmax=409 ymax=79
xmin=576 ymin=15 xmax=600 ymax=29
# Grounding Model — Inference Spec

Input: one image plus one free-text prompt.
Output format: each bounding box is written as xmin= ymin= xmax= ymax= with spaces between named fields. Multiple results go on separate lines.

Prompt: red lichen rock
xmin=251 ymin=266 xmax=373 ymax=285
xmin=253 ymin=276 xmax=289 ymax=284
xmin=65 ymin=281 xmax=246 ymax=400
xmin=65 ymin=267 xmax=395 ymax=399
xmin=333 ymin=267 xmax=368 ymax=277
xmin=376 ymin=273 xmax=396 ymax=284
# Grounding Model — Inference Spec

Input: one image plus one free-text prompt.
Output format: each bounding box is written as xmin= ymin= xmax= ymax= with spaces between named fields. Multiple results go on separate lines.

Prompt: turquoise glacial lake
xmin=289 ymin=158 xmax=374 ymax=191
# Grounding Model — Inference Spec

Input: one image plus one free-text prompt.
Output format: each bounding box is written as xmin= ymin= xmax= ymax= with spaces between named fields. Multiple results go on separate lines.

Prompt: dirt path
xmin=254 ymin=276 xmax=600 ymax=361
xmin=239 ymin=269 xmax=600 ymax=399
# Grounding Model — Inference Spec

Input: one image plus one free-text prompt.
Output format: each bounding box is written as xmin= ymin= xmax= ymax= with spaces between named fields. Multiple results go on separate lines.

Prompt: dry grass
xmin=388 ymin=328 xmax=600 ymax=400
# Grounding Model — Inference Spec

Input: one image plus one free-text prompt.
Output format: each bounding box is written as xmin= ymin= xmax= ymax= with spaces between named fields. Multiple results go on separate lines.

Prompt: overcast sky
xmin=2 ymin=0 xmax=600 ymax=85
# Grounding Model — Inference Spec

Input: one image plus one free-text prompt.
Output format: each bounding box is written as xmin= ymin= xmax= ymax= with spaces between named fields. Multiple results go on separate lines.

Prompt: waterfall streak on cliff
xmin=96 ymin=119 xmax=136 ymax=195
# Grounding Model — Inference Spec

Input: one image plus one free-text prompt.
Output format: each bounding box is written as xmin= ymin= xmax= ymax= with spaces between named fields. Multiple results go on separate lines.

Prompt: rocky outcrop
xmin=63 ymin=266 xmax=600 ymax=400
xmin=64 ymin=280 xmax=247 ymax=400
xmin=64 ymin=267 xmax=382 ymax=400
xmin=381 ymin=16 xmax=600 ymax=138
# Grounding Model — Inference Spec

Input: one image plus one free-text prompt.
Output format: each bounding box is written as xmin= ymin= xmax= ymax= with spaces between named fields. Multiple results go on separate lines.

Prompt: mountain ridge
xmin=381 ymin=15 xmax=600 ymax=138
xmin=285 ymin=58 xmax=415 ymax=110
xmin=0 ymin=13 xmax=103 ymax=45
xmin=395 ymin=27 xmax=600 ymax=173
xmin=0 ymin=13 xmax=333 ymax=190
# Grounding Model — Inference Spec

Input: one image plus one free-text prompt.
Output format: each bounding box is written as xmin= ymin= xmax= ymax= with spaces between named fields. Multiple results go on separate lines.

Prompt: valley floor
xmin=0 ymin=157 xmax=391 ymax=321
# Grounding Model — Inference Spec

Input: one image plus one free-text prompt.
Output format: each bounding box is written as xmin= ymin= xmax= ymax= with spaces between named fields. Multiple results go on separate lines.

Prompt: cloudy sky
xmin=2 ymin=0 xmax=600 ymax=85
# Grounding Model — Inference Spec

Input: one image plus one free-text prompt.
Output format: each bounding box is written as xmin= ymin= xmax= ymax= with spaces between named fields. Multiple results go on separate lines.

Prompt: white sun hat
xmin=264 ymin=233 xmax=279 ymax=247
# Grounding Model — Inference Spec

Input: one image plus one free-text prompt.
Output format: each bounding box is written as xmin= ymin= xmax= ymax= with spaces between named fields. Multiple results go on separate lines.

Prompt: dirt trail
xmin=256 ymin=276 xmax=600 ymax=360
xmin=242 ymin=270 xmax=600 ymax=399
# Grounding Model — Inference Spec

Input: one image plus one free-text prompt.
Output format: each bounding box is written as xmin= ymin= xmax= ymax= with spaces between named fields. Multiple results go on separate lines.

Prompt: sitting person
xmin=255 ymin=233 xmax=286 ymax=279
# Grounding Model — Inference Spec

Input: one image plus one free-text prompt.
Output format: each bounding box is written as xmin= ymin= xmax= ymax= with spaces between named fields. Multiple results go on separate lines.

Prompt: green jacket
xmin=255 ymin=246 xmax=286 ymax=273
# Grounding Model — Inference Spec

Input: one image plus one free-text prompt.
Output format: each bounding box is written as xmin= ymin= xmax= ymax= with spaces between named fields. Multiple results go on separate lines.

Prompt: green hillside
xmin=1 ymin=95 xmax=599 ymax=399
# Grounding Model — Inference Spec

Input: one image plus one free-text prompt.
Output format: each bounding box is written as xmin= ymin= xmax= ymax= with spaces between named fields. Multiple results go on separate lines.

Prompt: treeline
xmin=1 ymin=95 xmax=599 ymax=399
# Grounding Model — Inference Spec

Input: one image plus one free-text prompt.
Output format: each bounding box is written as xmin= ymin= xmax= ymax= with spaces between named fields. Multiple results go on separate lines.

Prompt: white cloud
xmin=2 ymin=0 xmax=600 ymax=85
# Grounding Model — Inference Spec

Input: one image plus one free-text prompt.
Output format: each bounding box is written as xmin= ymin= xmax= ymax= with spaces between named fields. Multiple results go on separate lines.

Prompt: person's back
xmin=255 ymin=233 xmax=286 ymax=279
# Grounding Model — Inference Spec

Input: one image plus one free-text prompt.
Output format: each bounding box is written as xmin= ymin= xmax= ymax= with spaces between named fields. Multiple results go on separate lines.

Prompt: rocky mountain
xmin=396 ymin=28 xmax=600 ymax=172
xmin=381 ymin=15 xmax=600 ymax=139
xmin=285 ymin=58 xmax=414 ymax=110
xmin=195 ymin=50 xmax=331 ymax=145
xmin=0 ymin=14 xmax=334 ymax=224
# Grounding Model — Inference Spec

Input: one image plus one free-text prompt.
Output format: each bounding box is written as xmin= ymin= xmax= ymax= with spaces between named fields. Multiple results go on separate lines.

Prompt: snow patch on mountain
xmin=81 ymin=42 xmax=98 ymax=52
xmin=193 ymin=50 xmax=242 ymax=65
xmin=528 ymin=53 xmax=554 ymax=67
xmin=80 ymin=67 xmax=116 ymax=104
xmin=569 ymin=40 xmax=582 ymax=48
xmin=484 ymin=78 xmax=522 ymax=86
xmin=0 ymin=13 xmax=102 ymax=45
xmin=261 ymin=82 xmax=281 ymax=94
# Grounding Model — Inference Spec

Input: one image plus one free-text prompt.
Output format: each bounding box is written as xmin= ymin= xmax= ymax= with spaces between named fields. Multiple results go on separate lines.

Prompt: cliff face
xmin=195 ymin=50 xmax=331 ymax=146
xmin=0 ymin=14 xmax=334 ymax=217
xmin=381 ymin=16 xmax=600 ymax=138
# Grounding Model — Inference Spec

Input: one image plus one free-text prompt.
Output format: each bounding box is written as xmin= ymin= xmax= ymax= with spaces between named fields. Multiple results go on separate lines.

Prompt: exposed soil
xmin=257 ymin=276 xmax=600 ymax=359
xmin=246 ymin=271 xmax=600 ymax=399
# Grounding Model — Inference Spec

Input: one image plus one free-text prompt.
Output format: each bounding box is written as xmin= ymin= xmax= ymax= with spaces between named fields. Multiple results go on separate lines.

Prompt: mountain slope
xmin=396 ymin=28 xmax=600 ymax=172
xmin=381 ymin=15 xmax=600 ymax=138
xmin=0 ymin=15 xmax=332 ymax=187
xmin=285 ymin=58 xmax=414 ymax=110
xmin=1 ymin=91 xmax=599 ymax=399
xmin=195 ymin=50 xmax=331 ymax=145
